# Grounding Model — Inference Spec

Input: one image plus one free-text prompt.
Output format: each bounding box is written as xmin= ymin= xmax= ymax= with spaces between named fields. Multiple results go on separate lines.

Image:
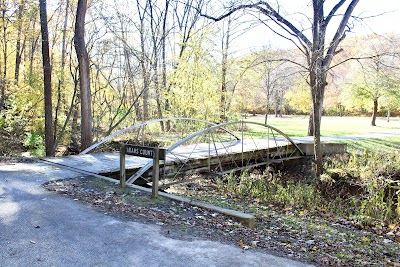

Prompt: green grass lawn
xmin=333 ymin=136 xmax=400 ymax=152
xmin=243 ymin=115 xmax=400 ymax=137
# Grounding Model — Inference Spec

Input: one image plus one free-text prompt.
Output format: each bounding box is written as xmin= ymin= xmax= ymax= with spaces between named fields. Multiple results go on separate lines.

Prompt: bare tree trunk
xmin=39 ymin=0 xmax=55 ymax=156
xmin=54 ymin=0 xmax=70 ymax=147
xmin=310 ymin=62 xmax=326 ymax=177
xmin=276 ymin=89 xmax=283 ymax=117
xmin=311 ymin=83 xmax=324 ymax=177
xmin=74 ymin=0 xmax=93 ymax=150
xmin=0 ymin=5 xmax=7 ymax=114
xmin=220 ymin=17 xmax=232 ymax=122
xmin=14 ymin=0 xmax=26 ymax=84
xmin=56 ymin=71 xmax=78 ymax=150
xmin=310 ymin=0 xmax=326 ymax=175
xmin=158 ymin=0 xmax=169 ymax=131
xmin=140 ymin=30 xmax=149 ymax=121
xmin=29 ymin=35 xmax=39 ymax=85
xmin=387 ymin=108 xmax=390 ymax=122
xmin=71 ymin=106 xmax=79 ymax=152
xmin=27 ymin=6 xmax=39 ymax=85
xmin=273 ymin=89 xmax=281 ymax=118
xmin=371 ymin=98 xmax=378 ymax=126
xmin=308 ymin=111 xmax=313 ymax=136
xmin=148 ymin=0 xmax=164 ymax=125
xmin=264 ymin=74 xmax=271 ymax=124
xmin=136 ymin=0 xmax=149 ymax=121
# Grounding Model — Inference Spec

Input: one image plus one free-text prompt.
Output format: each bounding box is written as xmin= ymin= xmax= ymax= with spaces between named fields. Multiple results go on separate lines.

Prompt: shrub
xmin=215 ymin=149 xmax=400 ymax=225
xmin=323 ymin=150 xmax=400 ymax=224
xmin=24 ymin=132 xmax=45 ymax=157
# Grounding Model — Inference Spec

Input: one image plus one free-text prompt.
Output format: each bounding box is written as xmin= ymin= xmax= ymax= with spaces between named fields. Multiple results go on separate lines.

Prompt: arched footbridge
xmin=56 ymin=118 xmax=304 ymax=188
xmin=42 ymin=118 xmax=306 ymax=191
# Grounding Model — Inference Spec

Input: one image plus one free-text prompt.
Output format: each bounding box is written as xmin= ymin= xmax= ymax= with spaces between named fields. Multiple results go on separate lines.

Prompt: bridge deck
xmin=43 ymin=138 xmax=301 ymax=177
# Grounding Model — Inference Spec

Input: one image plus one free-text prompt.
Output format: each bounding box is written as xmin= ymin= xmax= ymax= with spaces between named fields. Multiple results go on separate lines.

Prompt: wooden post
xmin=120 ymin=143 xmax=126 ymax=188
xmin=152 ymin=148 xmax=160 ymax=199
xmin=122 ymin=144 xmax=165 ymax=198
xmin=241 ymin=121 xmax=244 ymax=167
xmin=207 ymin=129 xmax=211 ymax=172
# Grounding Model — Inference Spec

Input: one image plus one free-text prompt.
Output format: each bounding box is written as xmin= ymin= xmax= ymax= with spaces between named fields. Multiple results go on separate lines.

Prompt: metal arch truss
xmin=80 ymin=117 xmax=235 ymax=155
xmin=80 ymin=118 xmax=304 ymax=187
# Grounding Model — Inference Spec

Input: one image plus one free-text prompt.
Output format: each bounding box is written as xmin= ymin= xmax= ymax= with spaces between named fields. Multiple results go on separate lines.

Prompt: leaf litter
xmin=44 ymin=176 xmax=400 ymax=267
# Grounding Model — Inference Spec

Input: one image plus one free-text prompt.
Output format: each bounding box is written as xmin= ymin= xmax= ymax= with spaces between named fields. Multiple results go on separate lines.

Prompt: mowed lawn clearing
xmin=244 ymin=115 xmax=400 ymax=137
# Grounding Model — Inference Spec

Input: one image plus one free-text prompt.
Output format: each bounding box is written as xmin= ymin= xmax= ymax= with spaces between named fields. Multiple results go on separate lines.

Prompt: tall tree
xmin=202 ymin=0 xmax=361 ymax=176
xmin=0 ymin=0 xmax=10 ymax=114
xmin=135 ymin=0 xmax=151 ymax=121
xmin=349 ymin=54 xmax=400 ymax=126
xmin=54 ymin=0 xmax=71 ymax=147
xmin=14 ymin=0 xmax=26 ymax=84
xmin=160 ymin=0 xmax=171 ymax=128
xmin=39 ymin=0 xmax=55 ymax=156
xmin=74 ymin=0 xmax=93 ymax=150
xmin=164 ymin=0 xmax=204 ymax=122
xmin=219 ymin=16 xmax=233 ymax=122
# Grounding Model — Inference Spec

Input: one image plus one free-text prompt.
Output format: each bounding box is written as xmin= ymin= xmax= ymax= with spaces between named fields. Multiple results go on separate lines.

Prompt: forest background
xmin=0 ymin=0 xmax=399 ymax=157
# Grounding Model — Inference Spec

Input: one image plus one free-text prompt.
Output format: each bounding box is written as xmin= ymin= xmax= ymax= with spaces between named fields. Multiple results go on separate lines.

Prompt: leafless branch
xmin=257 ymin=18 xmax=309 ymax=58
xmin=324 ymin=0 xmax=347 ymax=27
xmin=328 ymin=53 xmax=394 ymax=70
xmin=323 ymin=0 xmax=360 ymax=67
xmin=200 ymin=1 xmax=312 ymax=48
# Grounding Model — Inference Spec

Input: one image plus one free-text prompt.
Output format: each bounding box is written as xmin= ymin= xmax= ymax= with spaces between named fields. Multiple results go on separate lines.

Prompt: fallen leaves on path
xmin=44 ymin=177 xmax=400 ymax=267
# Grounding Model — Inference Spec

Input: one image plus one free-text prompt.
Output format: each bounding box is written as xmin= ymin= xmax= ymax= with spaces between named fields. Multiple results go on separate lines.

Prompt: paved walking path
xmin=0 ymin=161 xmax=312 ymax=267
